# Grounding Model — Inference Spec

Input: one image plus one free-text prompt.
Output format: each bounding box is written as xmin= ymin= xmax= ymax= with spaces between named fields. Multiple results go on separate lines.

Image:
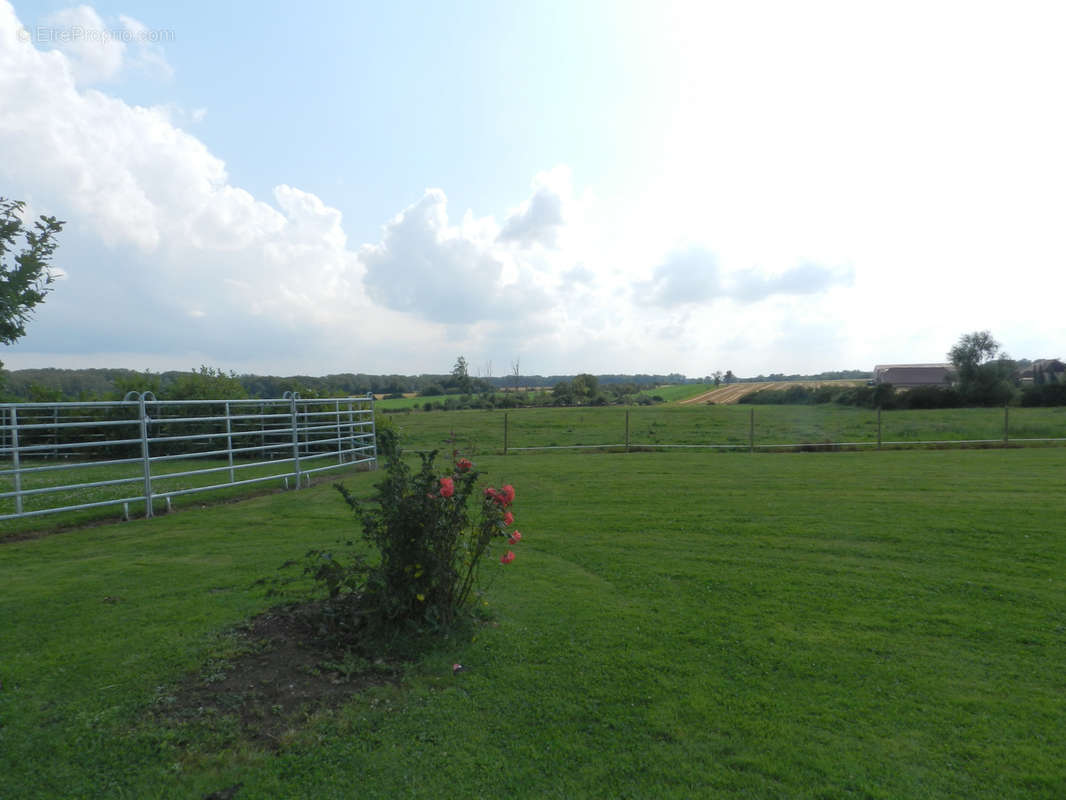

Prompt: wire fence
xmin=499 ymin=406 xmax=1066 ymax=453
xmin=0 ymin=393 xmax=376 ymax=522
xmin=382 ymin=404 xmax=1066 ymax=456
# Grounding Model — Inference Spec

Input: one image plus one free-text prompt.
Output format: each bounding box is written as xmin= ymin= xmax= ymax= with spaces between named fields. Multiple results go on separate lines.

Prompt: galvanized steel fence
xmin=0 ymin=393 xmax=376 ymax=521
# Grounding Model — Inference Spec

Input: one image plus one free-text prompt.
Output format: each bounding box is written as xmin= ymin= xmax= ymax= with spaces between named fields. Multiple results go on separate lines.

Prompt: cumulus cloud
xmin=728 ymin=262 xmax=854 ymax=303
xmin=640 ymin=248 xmax=721 ymax=307
xmin=639 ymin=247 xmax=852 ymax=308
xmin=360 ymin=189 xmax=553 ymax=324
xmin=0 ymin=2 xmax=367 ymax=363
xmin=498 ymin=166 xmax=572 ymax=248
xmin=35 ymin=5 xmax=172 ymax=85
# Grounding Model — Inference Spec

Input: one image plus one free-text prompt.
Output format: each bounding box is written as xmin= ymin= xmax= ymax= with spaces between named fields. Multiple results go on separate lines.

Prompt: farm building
xmin=873 ymin=363 xmax=954 ymax=388
xmin=1017 ymin=358 xmax=1065 ymax=383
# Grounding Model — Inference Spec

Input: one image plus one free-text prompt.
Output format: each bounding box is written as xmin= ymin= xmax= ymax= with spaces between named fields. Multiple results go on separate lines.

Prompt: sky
xmin=1 ymin=0 xmax=1064 ymax=379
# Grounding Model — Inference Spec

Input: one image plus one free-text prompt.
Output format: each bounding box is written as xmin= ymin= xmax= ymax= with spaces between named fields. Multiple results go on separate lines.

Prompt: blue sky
xmin=2 ymin=0 xmax=1065 ymax=377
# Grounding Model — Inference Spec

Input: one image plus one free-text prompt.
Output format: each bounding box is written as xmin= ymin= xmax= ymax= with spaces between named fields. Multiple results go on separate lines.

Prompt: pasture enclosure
xmin=386 ymin=403 xmax=1066 ymax=455
xmin=0 ymin=393 xmax=376 ymax=523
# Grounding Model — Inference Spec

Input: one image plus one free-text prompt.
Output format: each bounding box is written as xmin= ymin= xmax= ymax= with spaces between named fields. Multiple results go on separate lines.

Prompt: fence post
xmin=625 ymin=409 xmax=630 ymax=452
xmin=877 ymin=406 xmax=882 ymax=450
xmin=368 ymin=395 xmax=378 ymax=469
xmin=749 ymin=407 xmax=755 ymax=454
xmin=285 ymin=392 xmax=302 ymax=488
xmin=11 ymin=406 xmax=23 ymax=516
xmin=334 ymin=400 xmax=343 ymax=464
xmin=503 ymin=412 xmax=508 ymax=455
xmin=1003 ymin=405 xmax=1009 ymax=444
xmin=347 ymin=401 xmax=356 ymax=461
xmin=225 ymin=401 xmax=235 ymax=484
xmin=137 ymin=393 xmax=154 ymax=518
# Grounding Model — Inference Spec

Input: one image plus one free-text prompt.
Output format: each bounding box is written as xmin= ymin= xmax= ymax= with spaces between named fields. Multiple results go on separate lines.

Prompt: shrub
xmin=1021 ymin=383 xmax=1066 ymax=407
xmin=293 ymin=449 xmax=523 ymax=645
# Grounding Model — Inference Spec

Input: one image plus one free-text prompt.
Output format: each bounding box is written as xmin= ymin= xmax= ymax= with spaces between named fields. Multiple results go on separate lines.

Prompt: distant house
xmin=873 ymin=363 xmax=954 ymax=388
xmin=1017 ymin=359 xmax=1065 ymax=384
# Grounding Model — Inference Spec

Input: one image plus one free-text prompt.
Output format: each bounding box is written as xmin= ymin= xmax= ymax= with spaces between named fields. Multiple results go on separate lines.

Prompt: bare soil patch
xmin=153 ymin=605 xmax=403 ymax=750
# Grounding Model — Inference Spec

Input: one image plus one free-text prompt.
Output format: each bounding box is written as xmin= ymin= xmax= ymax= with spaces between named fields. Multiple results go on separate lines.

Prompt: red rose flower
xmin=500 ymin=485 xmax=516 ymax=505
xmin=503 ymin=511 xmax=514 ymax=526
xmin=508 ymin=531 xmax=522 ymax=544
xmin=456 ymin=458 xmax=473 ymax=472
xmin=500 ymin=550 xmax=516 ymax=564
xmin=439 ymin=477 xmax=455 ymax=498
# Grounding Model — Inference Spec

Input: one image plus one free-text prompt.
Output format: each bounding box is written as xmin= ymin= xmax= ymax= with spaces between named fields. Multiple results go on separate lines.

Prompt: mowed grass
xmin=386 ymin=403 xmax=1066 ymax=453
xmin=3 ymin=448 xmax=1065 ymax=797
xmin=6 ymin=404 xmax=1065 ymax=534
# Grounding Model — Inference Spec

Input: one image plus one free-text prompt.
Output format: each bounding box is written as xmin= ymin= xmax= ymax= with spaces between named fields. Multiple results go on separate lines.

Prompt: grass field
xmin=385 ymin=403 xmax=1066 ymax=454
xmin=2 ymin=448 xmax=1064 ymax=798
xmin=5 ymin=404 xmax=1066 ymax=533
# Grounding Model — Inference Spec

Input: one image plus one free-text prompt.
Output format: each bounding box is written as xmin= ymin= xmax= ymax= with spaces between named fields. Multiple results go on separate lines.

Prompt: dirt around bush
xmin=152 ymin=605 xmax=403 ymax=751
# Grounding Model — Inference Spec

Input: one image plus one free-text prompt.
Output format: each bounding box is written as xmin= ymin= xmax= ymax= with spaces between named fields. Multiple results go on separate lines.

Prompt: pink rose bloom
xmin=500 ymin=485 xmax=516 ymax=505
xmin=456 ymin=458 xmax=473 ymax=472
xmin=503 ymin=511 xmax=514 ymax=526
xmin=439 ymin=477 xmax=455 ymax=498
xmin=508 ymin=531 xmax=522 ymax=544
xmin=500 ymin=550 xmax=516 ymax=564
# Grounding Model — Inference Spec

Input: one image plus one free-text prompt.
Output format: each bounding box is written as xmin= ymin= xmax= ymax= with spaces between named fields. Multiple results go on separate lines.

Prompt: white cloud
xmin=35 ymin=6 xmax=172 ymax=85
xmin=638 ymin=247 xmax=852 ymax=308
xmin=728 ymin=262 xmax=854 ymax=304
xmin=0 ymin=2 xmax=376 ymax=368
xmin=498 ymin=166 xmax=573 ymax=248
xmin=640 ymin=248 xmax=720 ymax=307
xmin=39 ymin=6 xmax=124 ymax=85
xmin=360 ymin=189 xmax=554 ymax=324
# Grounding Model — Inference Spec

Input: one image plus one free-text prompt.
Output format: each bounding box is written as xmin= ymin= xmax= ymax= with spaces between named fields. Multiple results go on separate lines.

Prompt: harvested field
xmin=679 ymin=379 xmax=865 ymax=405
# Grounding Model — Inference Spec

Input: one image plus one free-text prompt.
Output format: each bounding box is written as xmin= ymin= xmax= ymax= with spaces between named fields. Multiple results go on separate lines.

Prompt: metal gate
xmin=0 ymin=393 xmax=376 ymax=521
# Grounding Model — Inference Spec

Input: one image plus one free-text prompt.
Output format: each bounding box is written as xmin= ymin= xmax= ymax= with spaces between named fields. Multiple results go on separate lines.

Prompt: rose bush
xmin=294 ymin=445 xmax=525 ymax=642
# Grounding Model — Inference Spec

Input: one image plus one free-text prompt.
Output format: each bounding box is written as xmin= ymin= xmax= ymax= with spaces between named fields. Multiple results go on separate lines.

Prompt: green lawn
xmin=5 ymin=404 xmax=1066 ymax=534
xmin=2 ymin=448 xmax=1064 ymax=798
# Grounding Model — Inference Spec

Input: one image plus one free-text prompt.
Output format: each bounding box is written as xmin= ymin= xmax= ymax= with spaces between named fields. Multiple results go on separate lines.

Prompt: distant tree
xmin=511 ymin=358 xmax=521 ymax=392
xmin=948 ymin=331 xmax=999 ymax=382
xmin=552 ymin=380 xmax=574 ymax=405
xmin=420 ymin=382 xmax=446 ymax=397
xmin=451 ymin=356 xmax=472 ymax=394
xmin=0 ymin=197 xmax=65 ymax=349
xmin=167 ymin=366 xmax=248 ymax=400
xmin=713 ymin=371 xmax=723 ymax=387
xmin=571 ymin=373 xmax=599 ymax=402
xmin=948 ymin=331 xmax=1015 ymax=405
xmin=724 ymin=370 xmax=736 ymax=384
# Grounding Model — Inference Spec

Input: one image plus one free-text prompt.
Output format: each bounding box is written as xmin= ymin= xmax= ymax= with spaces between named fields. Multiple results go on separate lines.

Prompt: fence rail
xmin=0 ymin=393 xmax=376 ymax=522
